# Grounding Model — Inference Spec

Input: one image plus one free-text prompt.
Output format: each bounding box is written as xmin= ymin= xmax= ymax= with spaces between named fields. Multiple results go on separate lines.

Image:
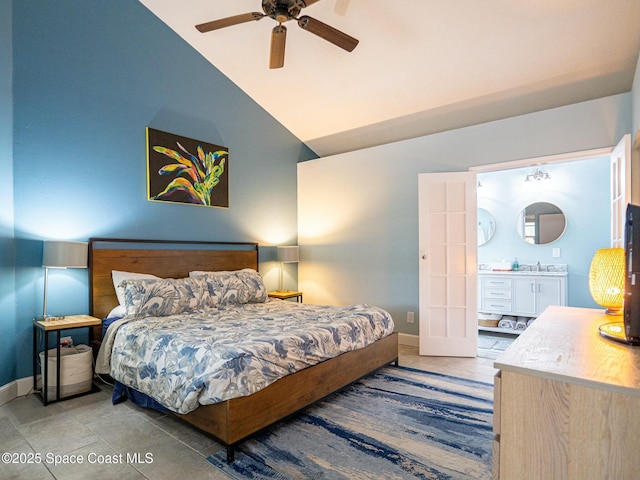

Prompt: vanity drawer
xmin=482 ymin=278 xmax=512 ymax=289
xmin=481 ymin=299 xmax=512 ymax=312
xmin=483 ymin=288 xmax=512 ymax=300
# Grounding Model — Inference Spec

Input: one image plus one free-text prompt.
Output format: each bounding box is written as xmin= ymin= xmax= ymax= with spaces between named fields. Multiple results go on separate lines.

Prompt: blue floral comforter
xmin=103 ymin=300 xmax=395 ymax=414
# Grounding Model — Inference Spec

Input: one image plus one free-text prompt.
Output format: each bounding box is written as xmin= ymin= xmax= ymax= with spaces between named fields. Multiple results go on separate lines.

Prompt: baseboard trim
xmin=0 ymin=376 xmax=34 ymax=406
xmin=398 ymin=333 xmax=419 ymax=348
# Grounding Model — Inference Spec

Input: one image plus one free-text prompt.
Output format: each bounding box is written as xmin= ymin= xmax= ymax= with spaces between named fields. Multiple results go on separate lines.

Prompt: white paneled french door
xmin=611 ymin=134 xmax=631 ymax=247
xmin=418 ymin=172 xmax=477 ymax=357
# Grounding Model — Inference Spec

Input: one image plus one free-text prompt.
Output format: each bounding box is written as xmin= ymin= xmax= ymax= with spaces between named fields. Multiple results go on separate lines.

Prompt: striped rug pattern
xmin=207 ymin=366 xmax=493 ymax=479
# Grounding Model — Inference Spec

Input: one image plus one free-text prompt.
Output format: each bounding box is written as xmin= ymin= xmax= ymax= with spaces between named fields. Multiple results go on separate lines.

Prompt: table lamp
xmin=42 ymin=240 xmax=88 ymax=320
xmin=589 ymin=247 xmax=625 ymax=315
xmin=276 ymin=246 xmax=299 ymax=292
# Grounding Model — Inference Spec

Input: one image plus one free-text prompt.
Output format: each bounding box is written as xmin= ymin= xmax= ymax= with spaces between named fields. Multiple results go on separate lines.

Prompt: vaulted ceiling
xmin=140 ymin=0 xmax=640 ymax=157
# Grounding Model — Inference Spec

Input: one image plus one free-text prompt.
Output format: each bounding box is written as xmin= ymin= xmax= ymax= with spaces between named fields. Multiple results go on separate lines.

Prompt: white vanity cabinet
xmin=512 ymin=276 xmax=566 ymax=316
xmin=479 ymin=272 xmax=567 ymax=318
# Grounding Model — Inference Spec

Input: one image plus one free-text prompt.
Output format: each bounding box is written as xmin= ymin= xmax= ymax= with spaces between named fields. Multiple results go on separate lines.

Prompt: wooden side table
xmin=33 ymin=314 xmax=102 ymax=405
xmin=268 ymin=291 xmax=303 ymax=303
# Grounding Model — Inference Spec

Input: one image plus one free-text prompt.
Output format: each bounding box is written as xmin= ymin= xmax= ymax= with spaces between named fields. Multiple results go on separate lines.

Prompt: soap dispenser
xmin=512 ymin=257 xmax=519 ymax=271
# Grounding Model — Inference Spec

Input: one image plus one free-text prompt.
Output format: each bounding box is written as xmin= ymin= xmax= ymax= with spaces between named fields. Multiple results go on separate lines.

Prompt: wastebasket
xmin=39 ymin=344 xmax=93 ymax=400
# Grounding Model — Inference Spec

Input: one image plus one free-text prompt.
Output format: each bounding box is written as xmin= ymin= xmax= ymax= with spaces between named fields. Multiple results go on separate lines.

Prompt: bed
xmin=89 ymin=238 xmax=398 ymax=462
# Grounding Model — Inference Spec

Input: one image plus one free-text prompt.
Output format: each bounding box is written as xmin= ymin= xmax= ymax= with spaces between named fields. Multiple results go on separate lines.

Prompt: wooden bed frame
xmin=88 ymin=238 xmax=399 ymax=462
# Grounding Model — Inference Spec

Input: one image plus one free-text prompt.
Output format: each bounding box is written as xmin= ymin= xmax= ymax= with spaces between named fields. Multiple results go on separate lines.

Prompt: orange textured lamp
xmin=589 ymin=248 xmax=625 ymax=315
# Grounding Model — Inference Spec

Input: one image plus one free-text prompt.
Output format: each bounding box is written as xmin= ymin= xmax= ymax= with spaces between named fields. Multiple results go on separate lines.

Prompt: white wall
xmin=298 ymin=94 xmax=631 ymax=336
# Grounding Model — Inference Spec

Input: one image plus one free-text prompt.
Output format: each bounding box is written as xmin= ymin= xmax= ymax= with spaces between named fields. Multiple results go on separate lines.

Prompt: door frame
xmin=415 ymin=141 xmax=629 ymax=356
xmin=469 ymin=146 xmax=613 ymax=174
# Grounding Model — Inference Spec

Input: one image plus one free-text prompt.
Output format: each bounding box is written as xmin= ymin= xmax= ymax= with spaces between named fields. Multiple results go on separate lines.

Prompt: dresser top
xmin=495 ymin=306 xmax=640 ymax=396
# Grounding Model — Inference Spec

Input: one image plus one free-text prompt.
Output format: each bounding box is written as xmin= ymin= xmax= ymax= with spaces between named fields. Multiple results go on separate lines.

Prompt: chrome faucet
xmin=536 ymin=261 xmax=541 ymax=272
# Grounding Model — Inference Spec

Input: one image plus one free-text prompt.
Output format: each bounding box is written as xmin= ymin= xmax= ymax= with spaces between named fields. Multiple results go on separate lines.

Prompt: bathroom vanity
xmin=478 ymin=269 xmax=568 ymax=334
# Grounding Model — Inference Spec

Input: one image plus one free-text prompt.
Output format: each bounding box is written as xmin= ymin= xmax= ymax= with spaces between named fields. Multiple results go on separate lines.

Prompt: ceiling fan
xmin=195 ymin=0 xmax=359 ymax=69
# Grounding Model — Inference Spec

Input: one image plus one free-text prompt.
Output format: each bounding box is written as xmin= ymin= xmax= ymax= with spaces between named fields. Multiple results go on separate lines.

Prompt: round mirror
xmin=517 ymin=202 xmax=566 ymax=245
xmin=478 ymin=208 xmax=496 ymax=246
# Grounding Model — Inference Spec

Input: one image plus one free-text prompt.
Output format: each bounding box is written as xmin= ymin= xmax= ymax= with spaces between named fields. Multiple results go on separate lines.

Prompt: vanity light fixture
xmin=525 ymin=167 xmax=551 ymax=182
xmin=589 ymin=247 xmax=625 ymax=315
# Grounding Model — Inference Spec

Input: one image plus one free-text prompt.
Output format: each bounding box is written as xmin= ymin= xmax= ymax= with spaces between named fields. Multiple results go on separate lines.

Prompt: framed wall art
xmin=146 ymin=127 xmax=229 ymax=208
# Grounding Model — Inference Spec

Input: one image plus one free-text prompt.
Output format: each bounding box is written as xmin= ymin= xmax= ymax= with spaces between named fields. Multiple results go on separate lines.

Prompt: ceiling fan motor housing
xmin=262 ymin=0 xmax=306 ymax=23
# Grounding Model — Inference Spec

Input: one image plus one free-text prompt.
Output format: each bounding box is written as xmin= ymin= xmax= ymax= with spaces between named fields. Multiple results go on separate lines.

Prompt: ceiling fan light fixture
xmin=263 ymin=0 xmax=300 ymax=21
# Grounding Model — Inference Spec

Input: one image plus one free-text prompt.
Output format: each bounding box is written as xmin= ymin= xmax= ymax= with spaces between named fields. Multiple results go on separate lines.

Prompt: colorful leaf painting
xmin=147 ymin=128 xmax=229 ymax=208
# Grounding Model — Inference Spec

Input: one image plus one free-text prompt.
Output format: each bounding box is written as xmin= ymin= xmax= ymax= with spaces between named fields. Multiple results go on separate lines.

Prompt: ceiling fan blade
xmin=297 ymin=15 xmax=358 ymax=52
xmin=301 ymin=0 xmax=322 ymax=6
xmin=334 ymin=0 xmax=349 ymax=16
xmin=270 ymin=25 xmax=287 ymax=69
xmin=196 ymin=12 xmax=264 ymax=33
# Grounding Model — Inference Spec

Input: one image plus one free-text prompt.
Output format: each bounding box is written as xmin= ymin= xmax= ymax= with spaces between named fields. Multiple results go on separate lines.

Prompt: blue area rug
xmin=207 ymin=366 xmax=493 ymax=479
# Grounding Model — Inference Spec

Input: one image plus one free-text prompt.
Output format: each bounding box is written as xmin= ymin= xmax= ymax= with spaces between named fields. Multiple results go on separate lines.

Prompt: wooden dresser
xmin=493 ymin=306 xmax=640 ymax=480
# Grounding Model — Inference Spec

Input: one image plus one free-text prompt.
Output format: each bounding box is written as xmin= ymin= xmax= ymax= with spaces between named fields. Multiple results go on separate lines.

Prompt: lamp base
xmin=598 ymin=322 xmax=640 ymax=346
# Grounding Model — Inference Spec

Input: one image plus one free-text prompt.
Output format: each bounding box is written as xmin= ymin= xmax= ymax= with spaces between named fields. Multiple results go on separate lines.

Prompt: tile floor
xmin=0 ymin=334 xmax=509 ymax=479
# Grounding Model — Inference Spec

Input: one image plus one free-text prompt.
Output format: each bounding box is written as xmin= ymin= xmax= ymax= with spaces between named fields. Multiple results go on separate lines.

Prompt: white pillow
xmin=112 ymin=270 xmax=160 ymax=306
xmin=106 ymin=305 xmax=126 ymax=319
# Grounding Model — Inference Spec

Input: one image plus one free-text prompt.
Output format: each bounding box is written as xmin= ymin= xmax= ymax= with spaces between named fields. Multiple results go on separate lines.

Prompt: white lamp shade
xmin=42 ymin=241 xmax=88 ymax=268
xmin=277 ymin=246 xmax=299 ymax=263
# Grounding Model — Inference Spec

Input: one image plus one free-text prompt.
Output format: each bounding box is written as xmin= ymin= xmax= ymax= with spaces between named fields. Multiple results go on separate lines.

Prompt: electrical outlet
xmin=407 ymin=311 xmax=415 ymax=323
xmin=552 ymin=248 xmax=561 ymax=258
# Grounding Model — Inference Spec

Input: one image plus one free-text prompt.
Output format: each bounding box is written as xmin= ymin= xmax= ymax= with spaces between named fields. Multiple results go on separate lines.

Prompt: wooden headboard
xmin=89 ymin=238 xmax=259 ymax=336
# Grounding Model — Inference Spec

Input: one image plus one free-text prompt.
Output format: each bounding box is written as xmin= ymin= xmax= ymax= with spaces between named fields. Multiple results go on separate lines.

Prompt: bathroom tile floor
xmin=0 ymin=339 xmax=505 ymax=479
xmin=477 ymin=330 xmax=517 ymax=359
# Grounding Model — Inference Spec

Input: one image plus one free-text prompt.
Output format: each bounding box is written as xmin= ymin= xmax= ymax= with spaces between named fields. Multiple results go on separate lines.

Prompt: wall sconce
xmin=589 ymin=248 xmax=625 ymax=315
xmin=276 ymin=246 xmax=299 ymax=292
xmin=525 ymin=167 xmax=551 ymax=182
xmin=42 ymin=241 xmax=88 ymax=320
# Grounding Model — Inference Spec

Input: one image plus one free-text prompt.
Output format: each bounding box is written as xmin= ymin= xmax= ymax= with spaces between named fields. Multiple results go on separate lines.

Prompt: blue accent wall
xmin=1 ymin=0 xmax=17 ymax=388
xmin=6 ymin=0 xmax=315 ymax=385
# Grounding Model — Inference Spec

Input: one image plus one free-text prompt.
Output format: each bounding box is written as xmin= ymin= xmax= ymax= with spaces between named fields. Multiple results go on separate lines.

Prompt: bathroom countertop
xmin=478 ymin=270 xmax=568 ymax=277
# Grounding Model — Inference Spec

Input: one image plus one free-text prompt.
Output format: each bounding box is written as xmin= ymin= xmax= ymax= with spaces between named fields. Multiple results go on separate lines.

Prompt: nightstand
xmin=33 ymin=315 xmax=102 ymax=406
xmin=268 ymin=291 xmax=303 ymax=303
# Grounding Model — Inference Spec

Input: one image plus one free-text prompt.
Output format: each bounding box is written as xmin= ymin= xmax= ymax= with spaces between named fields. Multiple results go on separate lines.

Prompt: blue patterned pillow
xmin=121 ymin=276 xmax=215 ymax=317
xmin=190 ymin=268 xmax=267 ymax=306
